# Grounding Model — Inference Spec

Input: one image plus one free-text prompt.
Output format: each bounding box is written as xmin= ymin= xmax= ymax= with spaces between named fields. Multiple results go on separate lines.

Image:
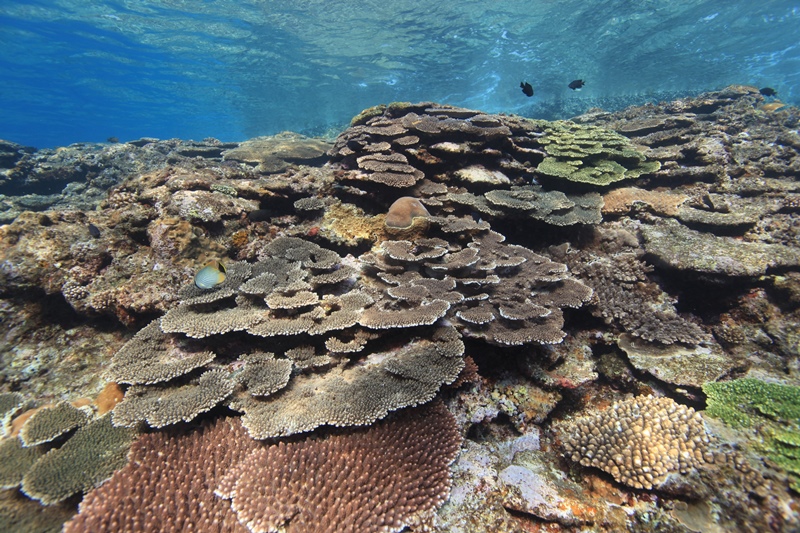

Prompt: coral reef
xmin=18 ymin=402 xmax=90 ymax=447
xmin=19 ymin=415 xmax=137 ymax=504
xmin=1 ymin=87 xmax=799 ymax=531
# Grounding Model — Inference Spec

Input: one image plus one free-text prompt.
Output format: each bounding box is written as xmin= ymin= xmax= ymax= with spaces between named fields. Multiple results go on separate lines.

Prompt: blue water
xmin=1 ymin=0 xmax=798 ymax=148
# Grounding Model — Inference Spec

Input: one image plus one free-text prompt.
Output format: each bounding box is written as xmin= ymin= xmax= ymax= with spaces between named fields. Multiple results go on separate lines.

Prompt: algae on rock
xmin=703 ymin=378 xmax=800 ymax=491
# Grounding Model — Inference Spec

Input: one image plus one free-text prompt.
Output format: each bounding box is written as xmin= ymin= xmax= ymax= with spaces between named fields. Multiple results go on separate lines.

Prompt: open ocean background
xmin=1 ymin=0 xmax=799 ymax=148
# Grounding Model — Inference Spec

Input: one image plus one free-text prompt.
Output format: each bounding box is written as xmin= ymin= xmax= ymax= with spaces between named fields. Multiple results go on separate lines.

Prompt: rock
xmin=617 ymin=334 xmax=738 ymax=388
xmin=641 ymin=219 xmax=800 ymax=277
xmin=222 ymin=132 xmax=331 ymax=173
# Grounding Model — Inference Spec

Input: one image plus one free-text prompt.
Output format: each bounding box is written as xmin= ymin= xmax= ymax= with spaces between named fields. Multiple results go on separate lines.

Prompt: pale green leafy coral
xmin=703 ymin=378 xmax=800 ymax=491
xmin=532 ymin=120 xmax=660 ymax=187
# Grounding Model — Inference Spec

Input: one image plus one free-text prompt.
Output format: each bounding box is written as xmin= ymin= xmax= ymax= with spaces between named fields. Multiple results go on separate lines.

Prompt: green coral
xmin=703 ymin=378 xmax=800 ymax=492
xmin=21 ymin=415 xmax=137 ymax=505
xmin=0 ymin=438 xmax=44 ymax=489
xmin=703 ymin=378 xmax=800 ymax=427
xmin=350 ymin=103 xmax=388 ymax=126
xmin=532 ymin=120 xmax=660 ymax=187
xmin=19 ymin=402 xmax=90 ymax=447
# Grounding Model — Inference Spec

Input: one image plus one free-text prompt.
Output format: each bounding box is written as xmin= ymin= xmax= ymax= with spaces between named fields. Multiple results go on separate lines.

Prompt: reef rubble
xmin=1 ymin=86 xmax=799 ymax=532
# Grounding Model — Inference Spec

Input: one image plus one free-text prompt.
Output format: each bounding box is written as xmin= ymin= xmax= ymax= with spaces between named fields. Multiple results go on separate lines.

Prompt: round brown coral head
xmin=384 ymin=196 xmax=431 ymax=230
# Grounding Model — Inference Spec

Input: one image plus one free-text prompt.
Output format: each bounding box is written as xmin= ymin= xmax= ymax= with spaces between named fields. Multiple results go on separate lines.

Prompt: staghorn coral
xmin=560 ymin=396 xmax=713 ymax=490
xmin=21 ymin=415 xmax=137 ymax=505
xmin=556 ymin=230 xmax=709 ymax=346
xmin=18 ymin=401 xmax=90 ymax=447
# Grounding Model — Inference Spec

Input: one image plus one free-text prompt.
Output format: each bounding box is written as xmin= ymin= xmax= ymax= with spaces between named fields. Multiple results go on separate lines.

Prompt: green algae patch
xmin=703 ymin=378 xmax=800 ymax=491
xmin=533 ymin=120 xmax=660 ymax=187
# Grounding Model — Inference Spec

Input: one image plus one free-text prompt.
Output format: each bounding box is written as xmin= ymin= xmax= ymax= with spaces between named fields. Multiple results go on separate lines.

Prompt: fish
xmin=520 ymin=81 xmax=534 ymax=97
xmin=569 ymin=79 xmax=585 ymax=90
xmin=760 ymin=87 xmax=777 ymax=97
xmin=194 ymin=261 xmax=227 ymax=289
xmin=88 ymin=223 xmax=101 ymax=238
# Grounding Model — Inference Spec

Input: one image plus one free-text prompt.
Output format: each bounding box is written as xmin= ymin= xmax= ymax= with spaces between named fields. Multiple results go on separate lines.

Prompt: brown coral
xmin=384 ymin=196 xmax=431 ymax=229
xmin=67 ymin=402 xmax=460 ymax=533
xmin=112 ymin=369 xmax=235 ymax=428
xmin=219 ymin=401 xmax=461 ymax=533
xmin=64 ymin=417 xmax=254 ymax=533
xmin=602 ymin=187 xmax=688 ymax=216
xmin=560 ymin=396 xmax=713 ymax=490
xmin=230 ymin=327 xmax=464 ymax=439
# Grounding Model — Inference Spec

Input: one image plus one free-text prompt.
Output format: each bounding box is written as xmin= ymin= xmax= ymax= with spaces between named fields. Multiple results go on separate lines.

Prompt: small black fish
xmin=88 ymin=223 xmax=101 ymax=238
xmin=107 ymin=136 xmax=120 ymax=143
xmin=520 ymin=81 xmax=534 ymax=97
xmin=568 ymin=79 xmax=585 ymax=90
xmin=760 ymin=87 xmax=777 ymax=97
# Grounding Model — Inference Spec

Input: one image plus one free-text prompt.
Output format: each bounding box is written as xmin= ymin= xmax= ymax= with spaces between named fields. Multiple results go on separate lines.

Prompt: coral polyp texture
xmin=220 ymin=401 xmax=461 ymax=533
xmin=560 ymin=396 xmax=713 ymax=490
xmin=703 ymin=378 xmax=800 ymax=491
xmin=106 ymin=229 xmax=589 ymax=436
xmin=66 ymin=402 xmax=460 ymax=533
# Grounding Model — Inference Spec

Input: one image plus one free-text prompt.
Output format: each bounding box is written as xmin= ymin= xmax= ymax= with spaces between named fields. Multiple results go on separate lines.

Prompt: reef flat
xmin=1 ymin=86 xmax=799 ymax=532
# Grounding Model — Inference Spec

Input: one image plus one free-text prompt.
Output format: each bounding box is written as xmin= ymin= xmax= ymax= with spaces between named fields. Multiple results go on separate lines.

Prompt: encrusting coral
xmin=703 ymin=378 xmax=800 ymax=491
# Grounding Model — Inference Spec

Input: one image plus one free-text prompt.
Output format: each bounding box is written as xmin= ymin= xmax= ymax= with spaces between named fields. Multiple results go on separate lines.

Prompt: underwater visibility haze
xmin=1 ymin=0 xmax=799 ymax=147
